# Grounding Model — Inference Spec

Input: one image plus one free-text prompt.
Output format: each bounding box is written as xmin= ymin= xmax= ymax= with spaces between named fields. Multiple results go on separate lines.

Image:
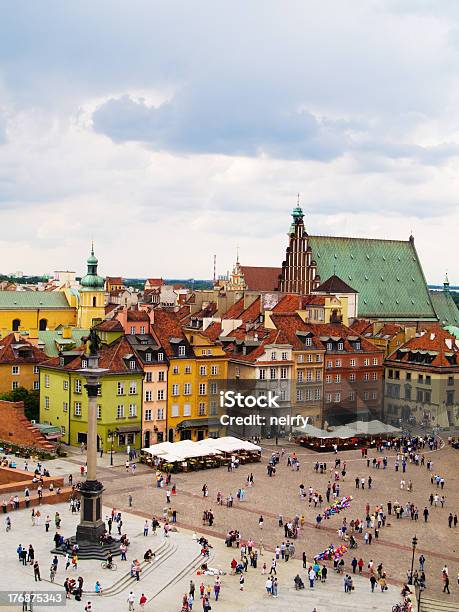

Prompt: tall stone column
xmin=75 ymin=355 xmax=107 ymax=543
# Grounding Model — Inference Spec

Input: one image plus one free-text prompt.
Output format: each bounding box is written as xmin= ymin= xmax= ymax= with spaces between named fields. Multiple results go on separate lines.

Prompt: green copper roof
xmin=38 ymin=329 xmax=89 ymax=357
xmin=429 ymin=290 xmax=459 ymax=326
xmin=308 ymin=235 xmax=437 ymax=320
xmin=80 ymin=246 xmax=104 ymax=290
xmin=0 ymin=292 xmax=72 ymax=310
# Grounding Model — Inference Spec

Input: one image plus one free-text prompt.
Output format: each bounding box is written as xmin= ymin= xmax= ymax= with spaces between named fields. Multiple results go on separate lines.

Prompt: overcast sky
xmin=1 ymin=1 xmax=458 ymax=282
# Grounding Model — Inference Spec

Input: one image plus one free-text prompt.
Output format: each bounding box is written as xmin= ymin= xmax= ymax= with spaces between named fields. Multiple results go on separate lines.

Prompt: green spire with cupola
xmin=289 ymin=193 xmax=304 ymax=234
xmin=80 ymin=243 xmax=105 ymax=291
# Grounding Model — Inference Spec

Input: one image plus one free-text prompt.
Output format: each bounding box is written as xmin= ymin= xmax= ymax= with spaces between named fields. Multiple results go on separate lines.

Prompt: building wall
xmin=166 ymin=357 xmax=196 ymax=441
xmin=0 ymin=308 xmax=76 ymax=338
xmin=0 ymin=363 xmax=40 ymax=394
xmin=39 ymin=368 xmax=143 ymax=450
xmin=77 ymin=290 xmax=105 ymax=329
xmin=142 ymin=363 xmax=168 ymax=446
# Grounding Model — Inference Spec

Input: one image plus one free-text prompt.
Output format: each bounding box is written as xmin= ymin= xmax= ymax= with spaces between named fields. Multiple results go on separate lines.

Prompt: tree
xmin=0 ymin=387 xmax=40 ymax=422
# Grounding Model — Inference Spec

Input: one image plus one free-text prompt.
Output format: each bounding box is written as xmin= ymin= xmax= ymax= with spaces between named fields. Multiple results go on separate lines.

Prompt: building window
xmin=145 ymin=372 xmax=152 ymax=382
xmin=117 ymin=382 xmax=125 ymax=395
xmin=81 ymin=360 xmax=87 ymax=369
xmin=158 ymin=371 xmax=165 ymax=382
xmin=129 ymin=360 xmax=136 ymax=370
xmin=271 ymin=351 xmax=277 ymax=360
xmin=406 ymin=372 xmax=412 ymax=381
xmin=129 ymin=404 xmax=137 ymax=417
xmin=394 ymin=370 xmax=400 ymax=380
xmin=145 ymin=409 xmax=152 ymax=421
xmin=178 ymin=345 xmax=186 ymax=357
xmin=326 ymin=375 xmax=332 ymax=384
xmin=45 ymin=375 xmax=50 ymax=388
xmin=172 ymin=365 xmax=179 ymax=374
xmin=184 ymin=383 xmax=191 ymax=395
xmin=127 ymin=433 xmax=135 ymax=445
xmin=185 ymin=365 xmax=192 ymax=374
xmin=145 ymin=390 xmax=152 ymax=402
xmin=33 ymin=381 xmax=40 ymax=390
xmin=158 ymin=352 xmax=164 ymax=362
xmin=33 ymin=366 xmax=39 ymax=374
xmin=209 ymin=382 xmax=217 ymax=395
xmin=364 ymin=373 xmax=369 ymax=381
xmin=338 ymin=342 xmax=344 ymax=351
xmin=63 ymin=402 xmax=68 ymax=412
xmin=281 ymin=352 xmax=288 ymax=360
xmin=12 ymin=319 xmax=20 ymax=332
xmin=183 ymin=403 xmax=191 ymax=416
xmin=448 ymin=376 xmax=454 ymax=386
xmin=446 ymin=390 xmax=454 ymax=405
xmin=130 ymin=326 xmax=136 ymax=334
xmin=12 ymin=365 xmax=20 ymax=375
xmin=63 ymin=380 xmax=68 ymax=390
xmin=172 ymin=384 xmax=179 ymax=396
xmin=140 ymin=326 xmax=146 ymax=334
xmin=371 ymin=391 xmax=377 ymax=400
xmin=145 ymin=353 xmax=152 ymax=362
xmin=307 ymin=354 xmax=313 ymax=363
xmin=327 ymin=360 xmax=333 ymax=369
xmin=270 ymin=368 xmax=277 ymax=380
xmin=372 ymin=372 xmax=377 ymax=380
xmin=372 ymin=357 xmax=378 ymax=365
xmin=315 ymin=388 xmax=321 ymax=400
xmin=74 ymin=402 xmax=81 ymax=416
xmin=199 ymin=383 xmax=207 ymax=395
xmin=97 ymin=405 xmax=102 ymax=420
xmin=425 ymin=375 xmax=431 ymax=385
xmin=12 ymin=381 xmax=19 ymax=390
xmin=60 ymin=425 xmax=66 ymax=435
xmin=326 ymin=342 xmax=333 ymax=351
xmin=316 ymin=354 xmax=322 ymax=363
xmin=198 ymin=402 xmax=206 ymax=416
xmin=210 ymin=400 xmax=217 ymax=415
xmin=350 ymin=359 xmax=356 ymax=367
xmin=129 ymin=382 xmax=137 ymax=395
xmin=334 ymin=393 xmax=341 ymax=403
xmin=305 ymin=337 xmax=312 ymax=347
xmin=211 ymin=365 xmax=218 ymax=375
xmin=297 ymin=370 xmax=304 ymax=383
xmin=349 ymin=391 xmax=356 ymax=401
xmin=405 ymin=386 xmax=411 ymax=400
xmin=296 ymin=389 xmax=304 ymax=401
xmin=157 ymin=389 xmax=165 ymax=401
xmin=200 ymin=366 xmax=207 ymax=376
xmin=157 ymin=408 xmax=165 ymax=420
xmin=364 ymin=358 xmax=370 ymax=366
xmin=335 ymin=374 xmax=341 ymax=383
xmin=335 ymin=359 xmax=342 ymax=367
xmin=75 ymin=379 xmax=82 ymax=393
xmin=349 ymin=373 xmax=356 ymax=382
xmin=364 ymin=391 xmax=369 ymax=400
xmin=280 ymin=367 xmax=288 ymax=380
xmin=316 ymin=370 xmax=322 ymax=381
xmin=297 ymin=354 xmax=304 ymax=363
xmin=418 ymin=374 xmax=423 ymax=383
xmin=259 ymin=369 xmax=266 ymax=380
xmin=117 ymin=405 xmax=125 ymax=418
xmin=355 ymin=342 xmax=361 ymax=350
xmin=171 ymin=404 xmax=179 ymax=417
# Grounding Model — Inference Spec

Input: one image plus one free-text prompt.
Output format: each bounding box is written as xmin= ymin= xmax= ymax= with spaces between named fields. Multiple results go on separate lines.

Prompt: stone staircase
xmin=419 ymin=596 xmax=459 ymax=612
xmin=0 ymin=400 xmax=55 ymax=452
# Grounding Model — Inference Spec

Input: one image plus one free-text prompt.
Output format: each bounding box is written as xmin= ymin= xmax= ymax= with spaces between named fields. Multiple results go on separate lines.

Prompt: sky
xmin=0 ymin=1 xmax=459 ymax=282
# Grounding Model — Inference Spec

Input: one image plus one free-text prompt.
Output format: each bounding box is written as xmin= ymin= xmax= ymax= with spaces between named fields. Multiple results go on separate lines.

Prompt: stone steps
xmin=420 ymin=597 xmax=459 ymax=612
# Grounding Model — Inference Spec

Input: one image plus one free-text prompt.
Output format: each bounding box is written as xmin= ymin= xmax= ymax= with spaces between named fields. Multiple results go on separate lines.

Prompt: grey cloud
xmin=92 ymin=94 xmax=346 ymax=161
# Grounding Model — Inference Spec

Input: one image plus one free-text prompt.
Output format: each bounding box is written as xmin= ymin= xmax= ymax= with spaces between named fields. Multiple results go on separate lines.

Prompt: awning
xmin=177 ymin=417 xmax=221 ymax=429
xmin=116 ymin=425 xmax=141 ymax=433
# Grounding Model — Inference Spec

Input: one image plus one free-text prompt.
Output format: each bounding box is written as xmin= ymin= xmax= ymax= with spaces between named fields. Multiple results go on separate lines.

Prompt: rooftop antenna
xmin=213 ymin=254 xmax=216 ymax=283
xmin=236 ymin=244 xmax=240 ymax=265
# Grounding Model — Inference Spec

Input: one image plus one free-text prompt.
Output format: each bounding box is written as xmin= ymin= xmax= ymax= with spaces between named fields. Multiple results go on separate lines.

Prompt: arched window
xmin=12 ymin=319 xmax=20 ymax=331
xmin=39 ymin=318 xmax=47 ymax=331
xmin=92 ymin=296 xmax=97 ymax=307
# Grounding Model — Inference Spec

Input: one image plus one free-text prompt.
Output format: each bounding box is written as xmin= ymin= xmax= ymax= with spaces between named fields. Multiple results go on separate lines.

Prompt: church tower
xmin=77 ymin=245 xmax=105 ymax=329
xmin=278 ymin=198 xmax=319 ymax=294
xmin=227 ymin=249 xmax=247 ymax=290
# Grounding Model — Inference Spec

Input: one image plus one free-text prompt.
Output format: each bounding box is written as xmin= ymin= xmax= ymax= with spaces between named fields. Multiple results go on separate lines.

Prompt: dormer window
xmin=326 ymin=342 xmax=333 ymax=351
xmin=338 ymin=342 xmax=344 ymax=351
xmin=158 ymin=352 xmax=164 ymax=361
xmin=355 ymin=342 xmax=361 ymax=350
xmin=60 ymin=357 xmax=65 ymax=367
xmin=81 ymin=359 xmax=88 ymax=369
xmin=129 ymin=360 xmax=136 ymax=370
xmin=305 ymin=337 xmax=312 ymax=347
xmin=178 ymin=345 xmax=186 ymax=357
xmin=145 ymin=353 xmax=152 ymax=362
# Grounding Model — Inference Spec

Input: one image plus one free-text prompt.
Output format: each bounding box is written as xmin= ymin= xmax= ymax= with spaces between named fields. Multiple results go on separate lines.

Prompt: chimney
xmin=62 ymin=326 xmax=72 ymax=339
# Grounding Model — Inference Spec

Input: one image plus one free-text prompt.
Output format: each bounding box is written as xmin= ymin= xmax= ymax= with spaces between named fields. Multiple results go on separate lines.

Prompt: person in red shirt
xmin=358 ymin=558 xmax=364 ymax=574
xmin=139 ymin=593 xmax=147 ymax=608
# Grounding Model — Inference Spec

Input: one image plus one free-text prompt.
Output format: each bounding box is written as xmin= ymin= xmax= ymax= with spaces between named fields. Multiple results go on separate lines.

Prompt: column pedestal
xmin=76 ymin=479 xmax=106 ymax=543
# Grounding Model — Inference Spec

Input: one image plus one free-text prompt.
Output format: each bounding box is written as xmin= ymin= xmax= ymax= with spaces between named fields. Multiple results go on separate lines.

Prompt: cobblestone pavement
xmin=102 ymin=440 xmax=459 ymax=603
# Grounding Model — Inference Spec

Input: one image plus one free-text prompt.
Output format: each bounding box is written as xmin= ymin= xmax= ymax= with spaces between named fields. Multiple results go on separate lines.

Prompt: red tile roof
xmin=126 ymin=310 xmax=150 ymax=322
xmin=151 ymin=309 xmax=191 ymax=358
xmin=349 ymin=319 xmax=372 ymax=335
xmin=240 ymin=297 xmax=261 ymax=324
xmin=386 ymin=326 xmax=459 ymax=368
xmin=240 ymin=266 xmax=281 ymax=291
xmin=201 ymin=322 xmax=222 ymax=342
xmin=270 ymin=313 xmax=325 ymax=350
xmin=146 ymin=278 xmax=164 ymax=286
xmin=222 ymin=297 xmax=246 ymax=320
xmin=106 ymin=277 xmax=123 ymax=285
xmin=95 ymin=319 xmax=124 ymax=332
xmin=226 ymin=328 xmax=291 ymax=363
xmin=41 ymin=336 xmax=142 ymax=373
xmin=272 ymin=294 xmax=303 ymax=313
xmin=315 ymin=274 xmax=357 ymax=294
xmin=0 ymin=333 xmax=47 ymax=365
xmin=301 ymin=295 xmax=326 ymax=307
xmin=306 ymin=322 xmax=382 ymax=354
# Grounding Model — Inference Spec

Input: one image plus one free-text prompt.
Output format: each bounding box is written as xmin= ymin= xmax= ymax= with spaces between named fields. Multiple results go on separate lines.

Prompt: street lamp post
xmin=107 ymin=429 xmax=118 ymax=466
xmin=408 ymin=535 xmax=418 ymax=585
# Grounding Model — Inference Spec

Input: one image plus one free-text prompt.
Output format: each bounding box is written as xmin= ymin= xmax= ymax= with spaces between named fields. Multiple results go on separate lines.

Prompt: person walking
xmin=33 ymin=561 xmax=41 ymax=581
xmin=127 ymin=591 xmax=135 ymax=611
xmin=443 ymin=571 xmax=450 ymax=594
xmin=143 ymin=521 xmax=149 ymax=536
xmin=139 ymin=594 xmax=147 ymax=608
xmin=370 ymin=575 xmax=377 ymax=592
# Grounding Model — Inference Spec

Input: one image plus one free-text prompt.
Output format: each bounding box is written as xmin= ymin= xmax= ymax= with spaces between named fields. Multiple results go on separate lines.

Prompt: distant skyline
xmin=1 ymin=2 xmax=459 ymax=283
